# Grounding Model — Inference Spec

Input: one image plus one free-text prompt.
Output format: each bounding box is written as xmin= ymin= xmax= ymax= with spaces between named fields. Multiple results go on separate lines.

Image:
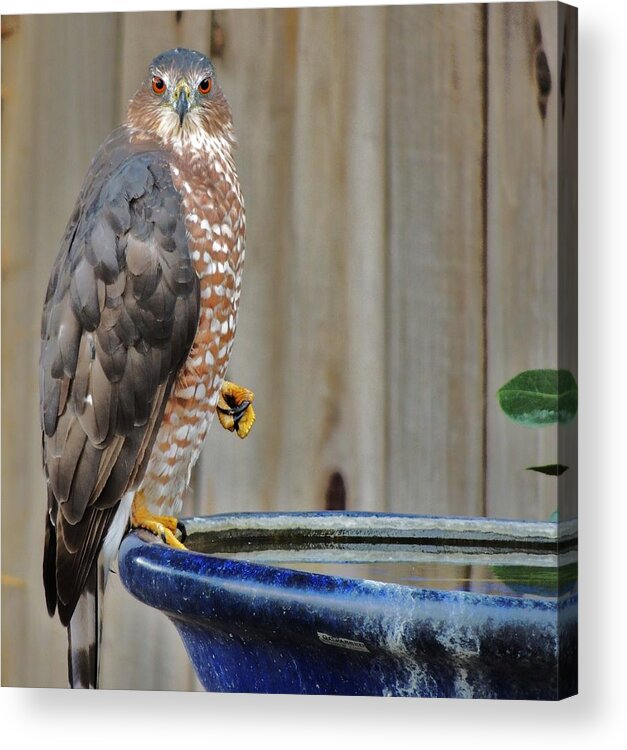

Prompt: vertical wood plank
xmin=386 ymin=5 xmax=486 ymax=516
xmin=100 ymin=578 xmax=196 ymax=691
xmin=193 ymin=7 xmax=300 ymax=516
xmin=1 ymin=12 xmax=120 ymax=687
xmin=269 ymin=6 xmax=351 ymax=509
xmin=557 ymin=3 xmax=578 ymax=522
xmin=195 ymin=6 xmax=388 ymax=516
xmin=338 ymin=6 xmax=388 ymax=512
xmin=486 ymin=2 xmax=560 ymax=521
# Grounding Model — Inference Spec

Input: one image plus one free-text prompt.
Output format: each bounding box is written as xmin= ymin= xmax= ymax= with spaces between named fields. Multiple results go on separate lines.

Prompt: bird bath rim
xmin=119 ymin=510 xmax=578 ymax=611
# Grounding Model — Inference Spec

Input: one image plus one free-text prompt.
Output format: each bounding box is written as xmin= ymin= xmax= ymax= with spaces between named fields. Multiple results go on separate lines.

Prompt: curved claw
xmin=217 ymin=399 xmax=250 ymax=420
xmin=176 ymin=520 xmax=187 ymax=544
xmin=217 ymin=380 xmax=256 ymax=439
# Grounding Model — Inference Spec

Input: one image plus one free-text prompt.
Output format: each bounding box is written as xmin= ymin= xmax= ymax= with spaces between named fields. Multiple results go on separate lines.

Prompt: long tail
xmin=67 ymin=562 xmax=104 ymax=689
xmin=61 ymin=493 xmax=133 ymax=688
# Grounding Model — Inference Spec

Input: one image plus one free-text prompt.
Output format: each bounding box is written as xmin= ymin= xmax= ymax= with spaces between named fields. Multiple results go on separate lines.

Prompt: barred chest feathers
xmin=141 ymin=135 xmax=246 ymax=514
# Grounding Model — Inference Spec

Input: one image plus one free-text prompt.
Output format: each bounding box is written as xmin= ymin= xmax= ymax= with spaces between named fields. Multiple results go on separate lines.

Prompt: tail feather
xmin=43 ymin=510 xmax=58 ymax=618
xmin=57 ymin=494 xmax=133 ymax=688
xmin=67 ymin=562 xmax=103 ymax=689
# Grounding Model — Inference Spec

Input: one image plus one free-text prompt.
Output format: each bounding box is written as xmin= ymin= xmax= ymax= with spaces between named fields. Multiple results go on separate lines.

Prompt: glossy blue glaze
xmin=118 ymin=512 xmax=577 ymax=699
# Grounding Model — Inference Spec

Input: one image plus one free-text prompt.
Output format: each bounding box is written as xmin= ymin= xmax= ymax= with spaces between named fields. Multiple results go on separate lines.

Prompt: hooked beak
xmin=175 ymin=90 xmax=189 ymax=126
xmin=174 ymin=83 xmax=190 ymax=126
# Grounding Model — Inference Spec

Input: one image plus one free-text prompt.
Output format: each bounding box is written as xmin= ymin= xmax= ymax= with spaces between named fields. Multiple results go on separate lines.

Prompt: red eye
xmin=151 ymin=76 xmax=166 ymax=95
xmin=198 ymin=78 xmax=212 ymax=95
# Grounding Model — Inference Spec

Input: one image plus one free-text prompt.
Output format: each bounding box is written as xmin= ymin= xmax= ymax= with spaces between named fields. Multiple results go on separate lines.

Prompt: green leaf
xmin=497 ymin=369 xmax=577 ymax=425
xmin=492 ymin=562 xmax=578 ymax=597
xmin=526 ymin=464 xmax=569 ymax=476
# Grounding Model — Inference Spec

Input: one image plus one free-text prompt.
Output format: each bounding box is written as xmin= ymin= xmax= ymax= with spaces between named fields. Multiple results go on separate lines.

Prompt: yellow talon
xmin=217 ymin=380 xmax=256 ymax=439
xmin=130 ymin=491 xmax=186 ymax=549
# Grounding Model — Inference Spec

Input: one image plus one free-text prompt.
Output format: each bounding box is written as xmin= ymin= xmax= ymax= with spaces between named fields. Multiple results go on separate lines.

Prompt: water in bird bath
xmin=181 ymin=512 xmax=577 ymax=601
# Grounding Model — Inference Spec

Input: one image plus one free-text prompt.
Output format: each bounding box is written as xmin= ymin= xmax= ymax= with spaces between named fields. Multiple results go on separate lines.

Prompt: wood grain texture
xmin=485 ymin=2 xmax=561 ymax=521
xmin=275 ymin=5 xmax=388 ymax=513
xmin=193 ymin=7 xmax=301 ymax=517
xmin=557 ymin=3 xmax=578 ymax=522
xmin=337 ymin=6 xmax=388 ymax=512
xmin=196 ymin=7 xmax=387 ymax=517
xmin=386 ymin=4 xmax=486 ymax=516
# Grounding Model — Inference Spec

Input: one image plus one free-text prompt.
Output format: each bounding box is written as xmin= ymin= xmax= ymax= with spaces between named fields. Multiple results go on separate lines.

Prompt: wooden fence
xmin=1 ymin=3 xmax=577 ymax=689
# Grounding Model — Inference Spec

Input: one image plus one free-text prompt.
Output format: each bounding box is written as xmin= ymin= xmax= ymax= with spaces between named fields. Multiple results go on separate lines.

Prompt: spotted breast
xmin=140 ymin=136 xmax=245 ymax=515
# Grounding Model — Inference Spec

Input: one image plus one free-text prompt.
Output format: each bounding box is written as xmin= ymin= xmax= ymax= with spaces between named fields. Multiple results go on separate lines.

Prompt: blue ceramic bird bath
xmin=118 ymin=511 xmax=577 ymax=699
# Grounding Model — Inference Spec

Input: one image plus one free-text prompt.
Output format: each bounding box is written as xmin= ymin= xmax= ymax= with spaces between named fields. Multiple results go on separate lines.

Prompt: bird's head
xmin=126 ymin=48 xmax=234 ymax=149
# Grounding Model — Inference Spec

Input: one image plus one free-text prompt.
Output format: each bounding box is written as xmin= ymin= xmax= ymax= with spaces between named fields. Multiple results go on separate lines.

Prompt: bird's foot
xmin=130 ymin=492 xmax=186 ymax=549
xmin=217 ymin=380 xmax=256 ymax=439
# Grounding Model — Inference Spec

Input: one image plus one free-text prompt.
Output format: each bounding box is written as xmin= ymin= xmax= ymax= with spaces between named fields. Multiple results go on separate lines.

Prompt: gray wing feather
xmin=41 ymin=129 xmax=199 ymax=625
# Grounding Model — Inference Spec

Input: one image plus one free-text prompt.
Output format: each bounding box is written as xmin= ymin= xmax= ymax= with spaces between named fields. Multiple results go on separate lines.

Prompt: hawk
xmin=40 ymin=48 xmax=255 ymax=688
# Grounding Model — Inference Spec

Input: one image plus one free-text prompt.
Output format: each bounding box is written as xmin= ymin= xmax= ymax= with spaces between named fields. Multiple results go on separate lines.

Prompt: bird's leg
xmin=217 ymin=380 xmax=256 ymax=439
xmin=130 ymin=490 xmax=186 ymax=550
